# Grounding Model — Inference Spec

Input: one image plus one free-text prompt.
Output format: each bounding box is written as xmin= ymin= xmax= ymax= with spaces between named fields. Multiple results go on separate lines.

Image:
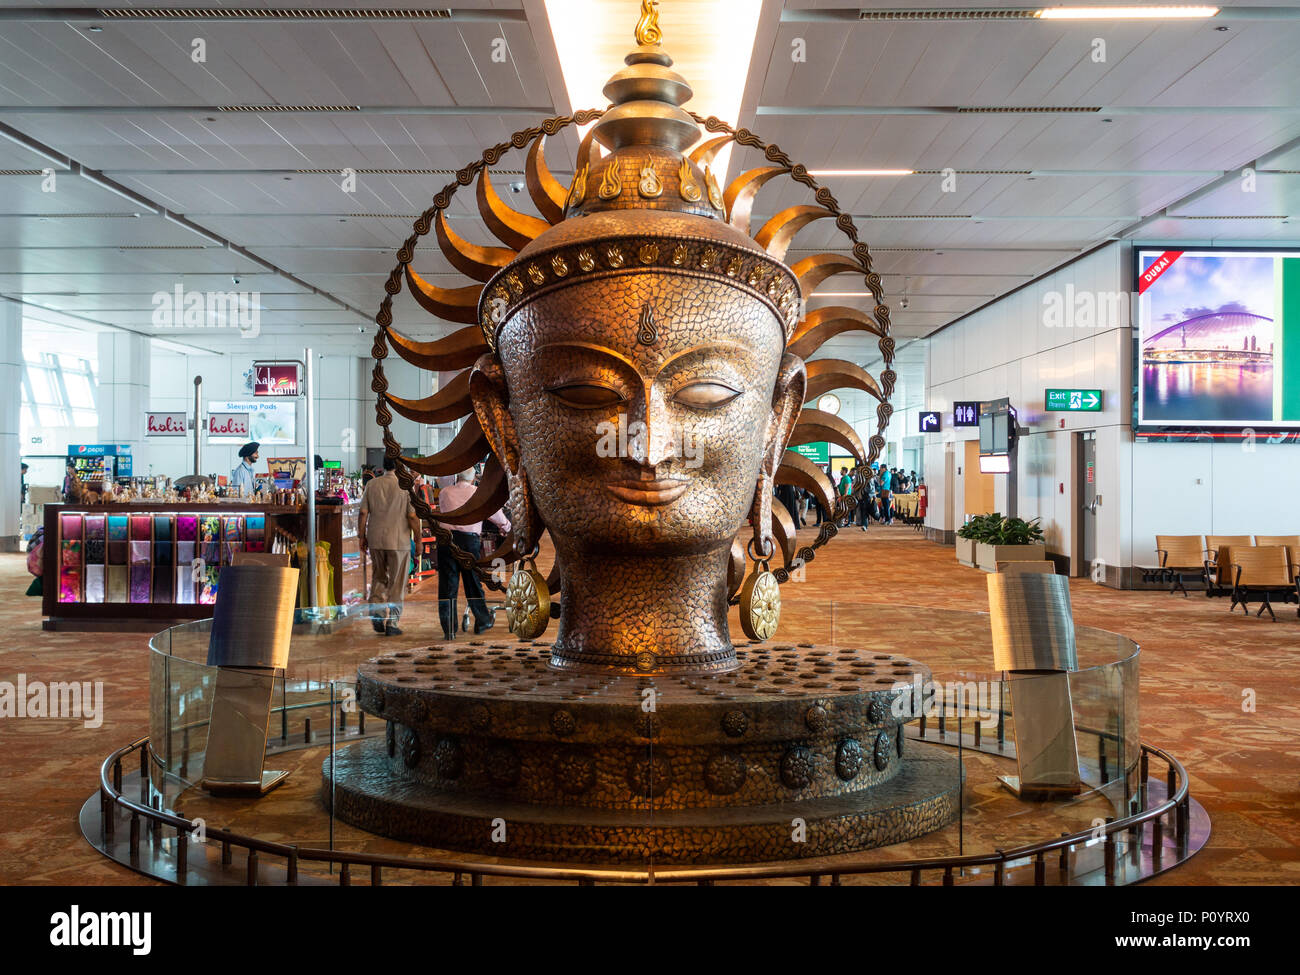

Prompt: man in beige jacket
xmin=358 ymin=456 xmax=421 ymax=636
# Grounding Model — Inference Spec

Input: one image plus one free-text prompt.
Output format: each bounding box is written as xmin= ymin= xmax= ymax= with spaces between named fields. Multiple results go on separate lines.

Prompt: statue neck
xmin=548 ymin=544 xmax=737 ymax=675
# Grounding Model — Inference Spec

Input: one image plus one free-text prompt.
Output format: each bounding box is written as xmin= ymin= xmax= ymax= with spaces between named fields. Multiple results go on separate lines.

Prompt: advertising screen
xmin=1135 ymin=248 xmax=1300 ymax=430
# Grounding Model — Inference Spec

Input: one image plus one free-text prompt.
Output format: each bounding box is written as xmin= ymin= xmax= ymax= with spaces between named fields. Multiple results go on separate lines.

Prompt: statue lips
xmin=606 ymin=478 xmax=688 ymax=506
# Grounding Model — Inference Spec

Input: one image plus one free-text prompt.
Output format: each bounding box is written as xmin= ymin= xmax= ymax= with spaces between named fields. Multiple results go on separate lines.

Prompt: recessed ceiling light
xmin=1036 ymin=6 xmax=1219 ymax=19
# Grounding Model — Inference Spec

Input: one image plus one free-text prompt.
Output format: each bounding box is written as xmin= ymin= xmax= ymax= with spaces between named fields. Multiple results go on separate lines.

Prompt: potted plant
xmin=973 ymin=515 xmax=1046 ymax=571
xmin=955 ymin=512 xmax=999 ymax=566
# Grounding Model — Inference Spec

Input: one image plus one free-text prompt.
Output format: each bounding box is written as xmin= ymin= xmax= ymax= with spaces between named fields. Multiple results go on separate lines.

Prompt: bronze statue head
xmin=373 ymin=9 xmax=893 ymax=675
xmin=471 ymin=208 xmax=806 ymax=672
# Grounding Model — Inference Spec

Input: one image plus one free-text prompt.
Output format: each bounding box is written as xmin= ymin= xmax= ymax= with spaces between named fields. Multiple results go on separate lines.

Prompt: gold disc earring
xmin=739 ymin=537 xmax=781 ymax=642
xmin=505 ymin=545 xmax=551 ymax=640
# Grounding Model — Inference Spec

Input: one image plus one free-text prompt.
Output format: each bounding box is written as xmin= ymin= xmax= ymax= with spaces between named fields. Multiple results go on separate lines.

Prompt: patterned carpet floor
xmin=0 ymin=524 xmax=1296 ymax=885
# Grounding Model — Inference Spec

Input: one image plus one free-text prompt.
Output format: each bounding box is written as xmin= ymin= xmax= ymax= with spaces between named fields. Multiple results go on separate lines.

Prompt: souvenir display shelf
xmin=42 ymin=501 xmax=370 ymax=630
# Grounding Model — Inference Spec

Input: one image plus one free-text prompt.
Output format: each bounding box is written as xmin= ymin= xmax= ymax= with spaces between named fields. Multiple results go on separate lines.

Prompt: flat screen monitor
xmin=979 ymin=411 xmax=1009 ymax=455
xmin=1135 ymin=247 xmax=1300 ymax=432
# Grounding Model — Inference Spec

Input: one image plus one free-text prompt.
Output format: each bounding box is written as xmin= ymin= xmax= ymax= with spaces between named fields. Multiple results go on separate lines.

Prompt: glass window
xmin=37 ymin=406 xmax=65 ymax=427
xmin=64 ymin=372 xmax=95 ymax=409
xmin=25 ymin=366 xmax=55 ymax=404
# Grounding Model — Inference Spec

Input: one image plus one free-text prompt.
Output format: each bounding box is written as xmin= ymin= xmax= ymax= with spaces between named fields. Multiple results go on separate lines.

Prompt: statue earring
xmin=739 ymin=536 xmax=781 ymax=642
xmin=505 ymin=545 xmax=551 ymax=640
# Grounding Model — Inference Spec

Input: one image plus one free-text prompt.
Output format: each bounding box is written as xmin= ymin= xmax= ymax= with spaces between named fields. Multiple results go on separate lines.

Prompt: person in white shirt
xmin=435 ymin=468 xmax=510 ymax=639
xmin=230 ymin=442 xmax=259 ymax=497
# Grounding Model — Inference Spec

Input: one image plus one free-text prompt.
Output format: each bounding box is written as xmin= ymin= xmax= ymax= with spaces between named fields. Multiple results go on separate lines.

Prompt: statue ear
xmin=750 ymin=352 xmax=807 ymax=557
xmin=469 ymin=354 xmax=540 ymax=555
xmin=469 ymin=354 xmax=520 ymax=473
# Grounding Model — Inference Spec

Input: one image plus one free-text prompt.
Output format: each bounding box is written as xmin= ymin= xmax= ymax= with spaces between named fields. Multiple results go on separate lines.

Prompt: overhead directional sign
xmin=1045 ymin=388 xmax=1102 ymax=412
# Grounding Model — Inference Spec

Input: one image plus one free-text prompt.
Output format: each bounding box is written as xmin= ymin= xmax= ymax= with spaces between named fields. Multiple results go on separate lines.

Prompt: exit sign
xmin=1045 ymin=388 xmax=1102 ymax=412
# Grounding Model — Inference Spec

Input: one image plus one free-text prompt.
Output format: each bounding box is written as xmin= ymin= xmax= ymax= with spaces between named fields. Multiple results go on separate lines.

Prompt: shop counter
xmin=42 ymin=501 xmax=371 ymax=630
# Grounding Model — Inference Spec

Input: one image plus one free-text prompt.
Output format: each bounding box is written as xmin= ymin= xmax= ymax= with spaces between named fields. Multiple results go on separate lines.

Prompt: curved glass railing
xmin=142 ymin=598 xmax=1141 ymax=879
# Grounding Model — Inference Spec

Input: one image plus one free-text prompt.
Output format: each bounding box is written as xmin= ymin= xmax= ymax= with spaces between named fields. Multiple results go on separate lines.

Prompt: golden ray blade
xmin=803 ymin=359 xmax=884 ymax=405
xmin=791 ymin=253 xmax=861 ymax=293
xmin=387 ymin=324 xmax=490 ymax=372
xmin=477 ymin=166 xmax=550 ymax=250
xmin=688 ymin=135 xmax=730 ymax=167
xmin=433 ymin=457 xmax=508 ymax=526
xmin=435 ymin=209 xmax=516 ymax=282
xmin=382 ymin=371 xmax=473 ymax=425
xmin=788 ymin=306 xmax=884 ymax=360
xmin=405 ymin=265 xmax=482 ymax=325
xmin=769 ymin=499 xmax=798 ymax=570
xmin=790 ymin=408 xmax=867 ymax=464
xmin=526 ymin=136 xmax=567 ymax=225
xmin=398 ymin=416 xmax=489 ymax=477
xmin=754 ymin=205 xmax=833 ymax=261
xmin=775 ymin=450 xmax=837 ymax=517
xmin=723 ymin=166 xmax=786 ymax=237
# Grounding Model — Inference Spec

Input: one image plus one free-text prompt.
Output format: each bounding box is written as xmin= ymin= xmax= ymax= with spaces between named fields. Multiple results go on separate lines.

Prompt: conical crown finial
xmin=591 ymin=1 xmax=698 ymax=152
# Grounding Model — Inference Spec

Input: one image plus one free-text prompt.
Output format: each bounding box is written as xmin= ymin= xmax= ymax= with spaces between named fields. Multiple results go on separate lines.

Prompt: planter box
xmin=976 ymin=542 xmax=1046 ymax=571
xmin=956 ymin=537 xmax=976 ymax=566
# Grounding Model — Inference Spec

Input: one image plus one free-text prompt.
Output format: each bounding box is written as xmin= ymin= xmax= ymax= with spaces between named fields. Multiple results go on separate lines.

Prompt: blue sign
xmin=953 ymin=401 xmax=980 ymax=427
xmin=919 ymin=411 xmax=942 ymax=433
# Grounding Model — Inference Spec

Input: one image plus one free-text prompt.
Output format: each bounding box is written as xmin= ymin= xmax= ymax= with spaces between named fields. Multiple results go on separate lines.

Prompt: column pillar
xmin=97 ymin=331 xmax=150 ymax=462
xmin=0 ymin=300 xmax=21 ymax=550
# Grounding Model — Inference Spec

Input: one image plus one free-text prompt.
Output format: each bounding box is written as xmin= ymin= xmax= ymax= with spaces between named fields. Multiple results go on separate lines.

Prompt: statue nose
xmin=627 ymin=391 xmax=676 ymax=469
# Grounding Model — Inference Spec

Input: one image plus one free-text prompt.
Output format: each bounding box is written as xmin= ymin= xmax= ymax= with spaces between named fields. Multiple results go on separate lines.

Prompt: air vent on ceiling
xmin=957 ymin=106 xmax=1101 ymax=113
xmin=860 ymin=214 xmax=972 ymax=219
xmin=1180 ymin=215 xmax=1288 ymax=220
xmin=29 ymin=212 xmax=144 ymax=218
xmin=858 ymin=8 xmax=1041 ymax=20
xmin=292 ymin=168 xmax=525 ymax=176
xmin=219 ymin=105 xmax=360 ymax=112
xmin=913 ymin=169 xmax=1031 ymax=175
xmin=119 ymin=245 xmax=209 ymax=250
xmin=98 ymin=8 xmax=453 ymax=20
xmin=0 ymin=169 xmax=44 ymax=176
xmin=338 ymin=213 xmax=421 ymax=219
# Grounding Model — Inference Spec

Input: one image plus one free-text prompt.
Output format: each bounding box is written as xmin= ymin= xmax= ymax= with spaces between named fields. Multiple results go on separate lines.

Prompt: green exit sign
xmin=1045 ymin=388 xmax=1102 ymax=412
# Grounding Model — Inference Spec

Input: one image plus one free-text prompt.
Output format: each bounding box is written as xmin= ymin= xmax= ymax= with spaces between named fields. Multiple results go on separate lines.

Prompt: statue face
xmin=490 ymin=272 xmax=787 ymax=555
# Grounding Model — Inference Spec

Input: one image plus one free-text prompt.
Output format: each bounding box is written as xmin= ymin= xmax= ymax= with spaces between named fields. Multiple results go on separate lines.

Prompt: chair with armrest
xmin=1153 ymin=535 xmax=1206 ymax=596
xmin=1255 ymin=536 xmax=1300 ymax=578
xmin=1205 ymin=535 xmax=1254 ymax=598
xmin=1227 ymin=545 xmax=1293 ymax=621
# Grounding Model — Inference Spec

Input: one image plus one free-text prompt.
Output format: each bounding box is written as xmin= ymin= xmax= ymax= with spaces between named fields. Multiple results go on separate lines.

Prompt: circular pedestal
xmin=328 ymin=639 xmax=962 ymax=864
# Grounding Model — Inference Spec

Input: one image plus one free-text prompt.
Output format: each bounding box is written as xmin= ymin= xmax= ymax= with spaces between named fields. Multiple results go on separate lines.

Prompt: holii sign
xmin=145 ymin=412 xmax=187 ymax=437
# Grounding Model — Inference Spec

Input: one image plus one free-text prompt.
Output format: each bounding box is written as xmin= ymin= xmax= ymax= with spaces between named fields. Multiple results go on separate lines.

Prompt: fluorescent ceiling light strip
xmin=1036 ymin=6 xmax=1218 ymax=19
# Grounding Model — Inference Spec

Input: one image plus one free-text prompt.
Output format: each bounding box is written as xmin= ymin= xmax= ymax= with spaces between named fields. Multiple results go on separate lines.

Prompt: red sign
xmin=253 ymin=362 xmax=300 ymax=397
xmin=1137 ymin=250 xmax=1183 ymax=295
xmin=209 ymin=412 xmax=250 ymax=438
xmin=145 ymin=412 xmax=187 ymax=437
